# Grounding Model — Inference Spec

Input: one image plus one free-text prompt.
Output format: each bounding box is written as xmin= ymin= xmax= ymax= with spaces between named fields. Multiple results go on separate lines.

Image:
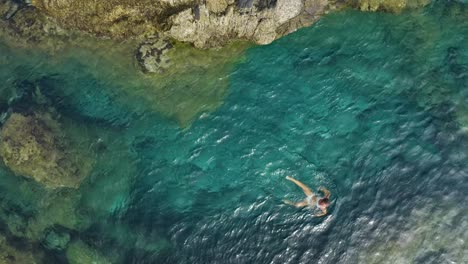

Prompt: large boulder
xmin=0 ymin=112 xmax=93 ymax=188
xmin=168 ymin=0 xmax=325 ymax=48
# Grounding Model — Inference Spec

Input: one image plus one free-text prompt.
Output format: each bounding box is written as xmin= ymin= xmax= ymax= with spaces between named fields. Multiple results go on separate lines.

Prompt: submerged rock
xmin=43 ymin=228 xmax=70 ymax=251
xmin=0 ymin=233 xmax=45 ymax=264
xmin=66 ymin=240 xmax=111 ymax=264
xmin=0 ymin=112 xmax=92 ymax=188
xmin=136 ymin=37 xmax=174 ymax=73
xmin=29 ymin=189 xmax=91 ymax=240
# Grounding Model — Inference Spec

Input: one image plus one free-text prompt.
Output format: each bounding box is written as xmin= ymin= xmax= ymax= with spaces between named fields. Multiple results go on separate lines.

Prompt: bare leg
xmin=283 ymin=199 xmax=308 ymax=208
xmin=314 ymin=208 xmax=327 ymax=217
xmin=286 ymin=176 xmax=314 ymax=196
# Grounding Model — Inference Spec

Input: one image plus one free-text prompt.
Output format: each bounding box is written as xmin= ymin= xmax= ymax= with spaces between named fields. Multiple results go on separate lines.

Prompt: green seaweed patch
xmin=0 ymin=233 xmax=45 ymax=264
xmin=27 ymin=190 xmax=91 ymax=241
xmin=66 ymin=240 xmax=112 ymax=264
xmin=0 ymin=112 xmax=94 ymax=189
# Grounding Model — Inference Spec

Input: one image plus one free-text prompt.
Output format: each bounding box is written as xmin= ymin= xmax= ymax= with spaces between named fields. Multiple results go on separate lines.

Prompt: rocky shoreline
xmin=26 ymin=0 xmax=431 ymax=48
xmin=1 ymin=0 xmax=431 ymax=72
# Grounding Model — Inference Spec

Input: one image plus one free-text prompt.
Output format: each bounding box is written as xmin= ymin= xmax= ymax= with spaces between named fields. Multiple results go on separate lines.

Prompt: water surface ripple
xmin=0 ymin=1 xmax=467 ymax=264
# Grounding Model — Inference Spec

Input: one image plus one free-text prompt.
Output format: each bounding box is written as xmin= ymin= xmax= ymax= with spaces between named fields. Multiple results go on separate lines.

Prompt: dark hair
xmin=318 ymin=197 xmax=329 ymax=206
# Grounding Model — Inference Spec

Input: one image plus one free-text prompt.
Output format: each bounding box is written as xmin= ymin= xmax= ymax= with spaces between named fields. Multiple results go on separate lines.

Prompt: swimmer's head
xmin=318 ymin=197 xmax=330 ymax=208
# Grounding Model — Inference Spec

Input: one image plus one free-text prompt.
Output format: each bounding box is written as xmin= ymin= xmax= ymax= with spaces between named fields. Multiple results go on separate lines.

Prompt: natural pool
xmin=0 ymin=1 xmax=467 ymax=263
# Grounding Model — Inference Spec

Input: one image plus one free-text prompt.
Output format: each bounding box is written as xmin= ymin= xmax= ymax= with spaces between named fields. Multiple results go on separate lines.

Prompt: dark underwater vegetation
xmin=0 ymin=1 xmax=467 ymax=263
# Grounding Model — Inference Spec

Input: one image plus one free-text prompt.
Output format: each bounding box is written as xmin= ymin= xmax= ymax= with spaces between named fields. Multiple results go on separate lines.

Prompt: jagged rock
xmin=0 ymin=112 xmax=92 ymax=189
xmin=136 ymin=37 xmax=174 ymax=73
xmin=168 ymin=0 xmax=310 ymax=48
xmin=7 ymin=0 xmax=431 ymax=49
xmin=27 ymin=0 xmax=335 ymax=48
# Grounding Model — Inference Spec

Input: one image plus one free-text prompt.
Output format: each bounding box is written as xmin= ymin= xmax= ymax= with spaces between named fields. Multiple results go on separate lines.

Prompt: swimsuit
xmin=306 ymin=195 xmax=317 ymax=205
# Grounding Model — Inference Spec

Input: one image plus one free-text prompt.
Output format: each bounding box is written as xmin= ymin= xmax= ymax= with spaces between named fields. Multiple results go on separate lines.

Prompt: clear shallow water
xmin=0 ymin=1 xmax=467 ymax=263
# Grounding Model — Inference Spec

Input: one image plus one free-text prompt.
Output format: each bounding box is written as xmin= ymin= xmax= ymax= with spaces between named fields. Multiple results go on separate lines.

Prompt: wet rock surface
xmin=136 ymin=37 xmax=174 ymax=73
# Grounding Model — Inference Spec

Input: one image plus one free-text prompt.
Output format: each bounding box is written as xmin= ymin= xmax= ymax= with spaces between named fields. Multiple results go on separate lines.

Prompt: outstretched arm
xmin=283 ymin=199 xmax=308 ymax=208
xmin=319 ymin=187 xmax=331 ymax=198
xmin=286 ymin=176 xmax=314 ymax=196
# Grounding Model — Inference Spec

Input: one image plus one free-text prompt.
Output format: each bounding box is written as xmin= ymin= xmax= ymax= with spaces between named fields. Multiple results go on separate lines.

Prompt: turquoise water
xmin=0 ymin=1 xmax=467 ymax=263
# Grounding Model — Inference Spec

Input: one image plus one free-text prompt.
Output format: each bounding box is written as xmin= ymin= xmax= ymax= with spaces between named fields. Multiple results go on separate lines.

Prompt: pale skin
xmin=283 ymin=176 xmax=331 ymax=217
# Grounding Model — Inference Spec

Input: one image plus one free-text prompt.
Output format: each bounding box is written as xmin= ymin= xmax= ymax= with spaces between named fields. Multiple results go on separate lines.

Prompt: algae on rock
xmin=27 ymin=0 xmax=337 ymax=48
xmin=30 ymin=0 xmax=193 ymax=40
xmin=66 ymin=240 xmax=112 ymax=264
xmin=0 ymin=112 xmax=93 ymax=189
xmin=0 ymin=233 xmax=45 ymax=264
xmin=353 ymin=0 xmax=431 ymax=12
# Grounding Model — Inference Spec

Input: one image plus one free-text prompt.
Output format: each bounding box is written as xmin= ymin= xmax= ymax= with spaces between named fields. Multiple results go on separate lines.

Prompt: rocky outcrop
xmin=2 ymin=0 xmax=433 ymax=50
xmin=0 ymin=112 xmax=92 ymax=189
xmin=25 ymin=0 xmax=337 ymax=48
xmin=168 ymin=0 xmax=316 ymax=48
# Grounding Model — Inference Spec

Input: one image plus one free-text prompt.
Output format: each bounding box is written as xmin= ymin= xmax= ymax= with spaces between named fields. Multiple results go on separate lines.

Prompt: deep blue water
xmin=0 ymin=1 xmax=467 ymax=263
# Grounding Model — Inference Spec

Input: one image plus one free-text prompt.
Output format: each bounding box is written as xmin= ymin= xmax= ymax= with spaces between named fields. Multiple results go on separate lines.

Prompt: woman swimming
xmin=283 ymin=176 xmax=331 ymax=217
